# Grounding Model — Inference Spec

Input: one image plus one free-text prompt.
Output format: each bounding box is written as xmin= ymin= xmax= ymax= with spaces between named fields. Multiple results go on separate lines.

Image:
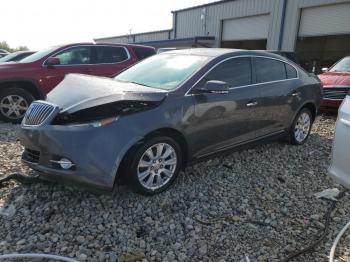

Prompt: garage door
xmin=222 ymin=14 xmax=270 ymax=41
xmin=299 ymin=3 xmax=350 ymax=37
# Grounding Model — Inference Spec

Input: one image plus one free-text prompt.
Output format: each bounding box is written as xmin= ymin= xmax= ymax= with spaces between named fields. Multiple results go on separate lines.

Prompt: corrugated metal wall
xmin=96 ymin=36 xmax=130 ymax=44
xmin=282 ymin=0 xmax=350 ymax=51
xmin=95 ymin=0 xmax=350 ymax=50
xmin=175 ymin=0 xmax=284 ymax=49
xmin=134 ymin=31 xmax=171 ymax=43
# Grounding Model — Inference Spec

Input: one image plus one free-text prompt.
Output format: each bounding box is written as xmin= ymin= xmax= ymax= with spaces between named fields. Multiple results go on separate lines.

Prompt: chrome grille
xmin=23 ymin=102 xmax=55 ymax=126
xmin=323 ymin=87 xmax=350 ymax=100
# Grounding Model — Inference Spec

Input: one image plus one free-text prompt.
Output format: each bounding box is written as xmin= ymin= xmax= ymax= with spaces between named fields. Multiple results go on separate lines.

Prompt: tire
xmin=125 ymin=136 xmax=182 ymax=195
xmin=0 ymin=88 xmax=35 ymax=124
xmin=288 ymin=108 xmax=313 ymax=145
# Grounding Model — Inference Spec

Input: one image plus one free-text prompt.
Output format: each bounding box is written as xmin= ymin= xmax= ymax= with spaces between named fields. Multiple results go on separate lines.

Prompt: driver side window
xmin=54 ymin=46 xmax=91 ymax=65
xmin=204 ymin=57 xmax=252 ymax=88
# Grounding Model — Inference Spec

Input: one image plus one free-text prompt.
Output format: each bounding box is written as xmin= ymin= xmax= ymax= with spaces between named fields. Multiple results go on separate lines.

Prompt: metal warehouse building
xmin=95 ymin=0 xmax=350 ymax=72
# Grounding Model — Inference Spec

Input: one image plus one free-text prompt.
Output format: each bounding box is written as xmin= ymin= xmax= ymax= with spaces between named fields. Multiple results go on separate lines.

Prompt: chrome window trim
xmin=42 ymin=44 xmax=131 ymax=67
xmin=185 ymin=55 xmax=299 ymax=96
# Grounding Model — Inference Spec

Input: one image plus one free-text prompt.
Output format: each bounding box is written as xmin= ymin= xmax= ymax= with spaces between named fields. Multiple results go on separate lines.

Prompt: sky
xmin=1 ymin=0 xmax=217 ymax=50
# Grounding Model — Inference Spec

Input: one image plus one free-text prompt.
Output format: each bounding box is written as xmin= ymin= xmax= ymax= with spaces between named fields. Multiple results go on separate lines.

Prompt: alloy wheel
xmin=294 ymin=112 xmax=311 ymax=143
xmin=137 ymin=142 xmax=177 ymax=190
xmin=0 ymin=95 xmax=29 ymax=120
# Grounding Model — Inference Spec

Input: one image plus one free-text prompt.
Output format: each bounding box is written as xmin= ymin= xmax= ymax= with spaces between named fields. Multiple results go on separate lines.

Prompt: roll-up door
xmin=299 ymin=3 xmax=350 ymax=37
xmin=222 ymin=14 xmax=270 ymax=41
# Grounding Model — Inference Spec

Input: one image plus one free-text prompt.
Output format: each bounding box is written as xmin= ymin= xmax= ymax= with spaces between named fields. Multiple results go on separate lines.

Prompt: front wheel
xmin=126 ymin=136 xmax=182 ymax=195
xmin=288 ymin=108 xmax=313 ymax=145
xmin=0 ymin=88 xmax=34 ymax=123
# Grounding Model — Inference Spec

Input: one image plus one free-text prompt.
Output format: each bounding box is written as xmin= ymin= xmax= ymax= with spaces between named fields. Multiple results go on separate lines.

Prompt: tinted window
xmin=204 ymin=58 xmax=252 ymax=87
xmin=133 ymin=47 xmax=155 ymax=60
xmin=255 ymin=58 xmax=286 ymax=83
xmin=96 ymin=46 xmax=128 ymax=63
xmin=54 ymin=46 xmax=91 ymax=65
xmin=285 ymin=63 xmax=297 ymax=79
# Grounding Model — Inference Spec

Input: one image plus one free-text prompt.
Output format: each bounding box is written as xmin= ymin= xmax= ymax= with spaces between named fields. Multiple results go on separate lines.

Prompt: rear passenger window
xmin=204 ymin=57 xmax=252 ymax=88
xmin=133 ymin=47 xmax=155 ymax=60
xmin=255 ymin=58 xmax=286 ymax=83
xmin=285 ymin=63 xmax=297 ymax=79
xmin=96 ymin=46 xmax=128 ymax=63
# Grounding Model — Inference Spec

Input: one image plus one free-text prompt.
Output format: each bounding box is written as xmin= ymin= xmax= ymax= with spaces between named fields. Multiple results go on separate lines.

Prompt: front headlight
xmin=64 ymin=117 xmax=118 ymax=128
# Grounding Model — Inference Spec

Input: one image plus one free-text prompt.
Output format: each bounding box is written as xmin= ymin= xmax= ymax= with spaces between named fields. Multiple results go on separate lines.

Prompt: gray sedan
xmin=19 ymin=49 xmax=322 ymax=195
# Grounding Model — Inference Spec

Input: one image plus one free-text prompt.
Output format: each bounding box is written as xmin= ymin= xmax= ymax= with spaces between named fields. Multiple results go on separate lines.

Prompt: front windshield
xmin=21 ymin=46 xmax=59 ymax=63
xmin=114 ymin=54 xmax=210 ymax=90
xmin=330 ymin=57 xmax=350 ymax=72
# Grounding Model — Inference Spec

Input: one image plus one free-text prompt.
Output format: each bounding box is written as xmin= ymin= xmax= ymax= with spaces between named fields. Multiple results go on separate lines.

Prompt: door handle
xmin=291 ymin=92 xmax=301 ymax=97
xmin=83 ymin=68 xmax=93 ymax=73
xmin=246 ymin=101 xmax=258 ymax=107
xmin=340 ymin=118 xmax=350 ymax=127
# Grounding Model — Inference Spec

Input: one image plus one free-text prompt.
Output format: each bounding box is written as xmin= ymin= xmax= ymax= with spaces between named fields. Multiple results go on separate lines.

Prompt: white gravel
xmin=0 ymin=114 xmax=349 ymax=262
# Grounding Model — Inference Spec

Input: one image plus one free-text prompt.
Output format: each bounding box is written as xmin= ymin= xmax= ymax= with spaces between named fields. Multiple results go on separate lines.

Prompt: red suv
xmin=0 ymin=43 xmax=155 ymax=123
xmin=318 ymin=56 xmax=350 ymax=110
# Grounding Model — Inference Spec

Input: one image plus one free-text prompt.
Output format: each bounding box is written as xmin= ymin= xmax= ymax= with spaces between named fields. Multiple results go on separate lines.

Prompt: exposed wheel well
xmin=0 ymin=81 xmax=43 ymax=99
xmin=302 ymin=102 xmax=317 ymax=121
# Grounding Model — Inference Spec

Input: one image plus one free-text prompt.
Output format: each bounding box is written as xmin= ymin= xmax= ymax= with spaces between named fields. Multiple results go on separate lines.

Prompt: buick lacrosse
xmin=19 ymin=49 xmax=322 ymax=195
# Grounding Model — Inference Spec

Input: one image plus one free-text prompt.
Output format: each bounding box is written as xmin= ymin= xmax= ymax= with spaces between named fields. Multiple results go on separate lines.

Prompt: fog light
xmin=50 ymin=158 xmax=74 ymax=170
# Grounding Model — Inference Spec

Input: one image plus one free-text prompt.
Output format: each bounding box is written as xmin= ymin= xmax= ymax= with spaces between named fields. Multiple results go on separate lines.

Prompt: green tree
xmin=0 ymin=41 xmax=29 ymax=52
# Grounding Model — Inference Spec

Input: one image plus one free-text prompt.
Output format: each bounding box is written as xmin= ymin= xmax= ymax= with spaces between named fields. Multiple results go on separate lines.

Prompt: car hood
xmin=318 ymin=72 xmax=350 ymax=86
xmin=47 ymin=74 xmax=168 ymax=114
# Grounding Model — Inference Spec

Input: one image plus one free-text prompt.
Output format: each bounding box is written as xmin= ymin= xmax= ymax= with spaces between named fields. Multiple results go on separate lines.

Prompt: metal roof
xmin=95 ymin=29 xmax=172 ymax=41
xmin=172 ymin=0 xmax=235 ymax=13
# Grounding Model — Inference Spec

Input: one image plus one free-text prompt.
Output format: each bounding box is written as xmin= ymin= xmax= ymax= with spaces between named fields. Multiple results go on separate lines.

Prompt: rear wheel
xmin=125 ymin=136 xmax=182 ymax=195
xmin=0 ymin=88 xmax=34 ymax=123
xmin=288 ymin=108 xmax=313 ymax=145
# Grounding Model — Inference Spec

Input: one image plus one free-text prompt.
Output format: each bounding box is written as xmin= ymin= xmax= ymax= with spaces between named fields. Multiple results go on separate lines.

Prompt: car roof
xmin=166 ymin=48 xmax=242 ymax=57
xmin=54 ymin=42 xmax=155 ymax=50
xmin=163 ymin=48 xmax=292 ymax=61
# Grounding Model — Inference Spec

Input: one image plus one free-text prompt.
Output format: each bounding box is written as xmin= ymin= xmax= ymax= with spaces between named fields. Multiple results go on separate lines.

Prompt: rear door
xmin=41 ymin=45 xmax=93 ymax=91
xmin=253 ymin=57 xmax=297 ymax=137
xmin=90 ymin=46 xmax=135 ymax=77
xmin=329 ymin=92 xmax=350 ymax=188
xmin=190 ymin=57 xmax=260 ymax=158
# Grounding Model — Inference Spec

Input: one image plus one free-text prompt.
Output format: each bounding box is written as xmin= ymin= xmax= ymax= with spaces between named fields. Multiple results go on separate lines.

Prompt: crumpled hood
xmin=318 ymin=72 xmax=350 ymax=86
xmin=47 ymin=74 xmax=168 ymax=113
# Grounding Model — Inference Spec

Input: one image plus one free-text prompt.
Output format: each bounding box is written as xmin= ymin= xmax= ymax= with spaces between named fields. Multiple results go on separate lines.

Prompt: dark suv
xmin=0 ymin=43 xmax=155 ymax=123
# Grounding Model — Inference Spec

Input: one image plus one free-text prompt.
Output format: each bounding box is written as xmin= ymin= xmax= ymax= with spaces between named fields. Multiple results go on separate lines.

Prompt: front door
xmin=41 ymin=45 xmax=93 ymax=92
xmin=189 ymin=57 xmax=260 ymax=158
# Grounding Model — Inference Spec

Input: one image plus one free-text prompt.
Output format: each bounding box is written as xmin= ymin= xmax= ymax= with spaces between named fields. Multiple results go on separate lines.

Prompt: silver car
xmin=329 ymin=91 xmax=350 ymax=188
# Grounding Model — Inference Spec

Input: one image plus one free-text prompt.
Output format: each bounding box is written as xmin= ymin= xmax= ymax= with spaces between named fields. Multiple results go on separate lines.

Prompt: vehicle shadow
xmin=0 ymin=114 xmax=343 ymax=261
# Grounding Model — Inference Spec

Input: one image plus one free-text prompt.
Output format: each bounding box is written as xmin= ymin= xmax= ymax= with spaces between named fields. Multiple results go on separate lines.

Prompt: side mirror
xmin=321 ymin=67 xmax=329 ymax=73
xmin=46 ymin=57 xmax=60 ymax=67
xmin=195 ymin=80 xmax=229 ymax=94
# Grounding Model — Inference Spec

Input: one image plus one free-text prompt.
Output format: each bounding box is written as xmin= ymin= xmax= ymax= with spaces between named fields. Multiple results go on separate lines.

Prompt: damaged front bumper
xmin=19 ymin=119 xmax=140 ymax=191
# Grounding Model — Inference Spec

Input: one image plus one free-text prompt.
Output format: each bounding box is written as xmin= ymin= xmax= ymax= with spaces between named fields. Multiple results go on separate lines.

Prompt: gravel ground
xmin=0 ymin=114 xmax=350 ymax=262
